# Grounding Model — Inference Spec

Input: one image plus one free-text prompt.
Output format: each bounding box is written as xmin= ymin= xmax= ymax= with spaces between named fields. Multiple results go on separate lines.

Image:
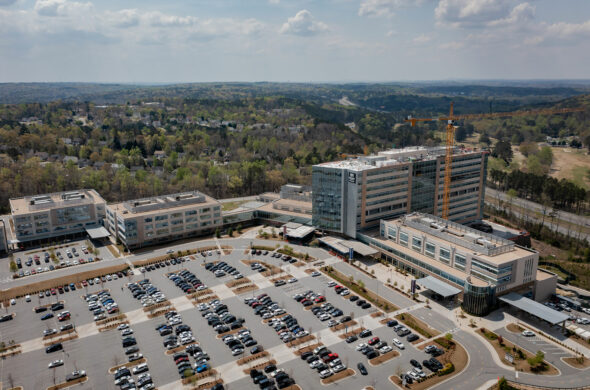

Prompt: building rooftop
xmin=109 ymin=191 xmax=219 ymax=217
xmin=315 ymin=146 xmax=480 ymax=171
xmin=10 ymin=189 xmax=105 ymax=215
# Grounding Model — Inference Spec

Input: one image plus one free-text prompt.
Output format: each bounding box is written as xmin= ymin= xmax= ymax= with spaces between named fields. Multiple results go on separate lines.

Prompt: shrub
xmin=437 ymin=363 xmax=455 ymax=376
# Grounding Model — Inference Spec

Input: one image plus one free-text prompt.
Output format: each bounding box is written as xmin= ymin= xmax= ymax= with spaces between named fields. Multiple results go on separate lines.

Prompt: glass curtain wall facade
xmin=411 ymin=160 xmax=438 ymax=214
xmin=312 ymin=166 xmax=343 ymax=233
xmin=462 ymin=277 xmax=496 ymax=316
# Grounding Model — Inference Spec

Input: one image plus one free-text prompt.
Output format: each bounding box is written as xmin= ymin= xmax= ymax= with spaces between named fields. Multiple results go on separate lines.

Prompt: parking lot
xmin=1 ymin=245 xmax=462 ymax=390
xmin=6 ymin=239 xmax=112 ymax=282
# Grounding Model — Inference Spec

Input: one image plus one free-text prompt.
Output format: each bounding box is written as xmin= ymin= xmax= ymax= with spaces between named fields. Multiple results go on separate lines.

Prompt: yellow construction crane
xmin=405 ymin=102 xmax=584 ymax=220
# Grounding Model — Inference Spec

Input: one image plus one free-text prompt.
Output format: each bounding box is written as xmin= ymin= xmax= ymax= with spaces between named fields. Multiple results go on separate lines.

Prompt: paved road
xmin=486 ymin=188 xmax=590 ymax=227
xmin=485 ymin=188 xmax=590 ymax=242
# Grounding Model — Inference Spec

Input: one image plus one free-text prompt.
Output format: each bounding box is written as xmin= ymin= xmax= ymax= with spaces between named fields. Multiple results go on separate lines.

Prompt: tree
xmin=9 ymin=261 xmax=17 ymax=273
xmin=479 ymin=132 xmax=491 ymax=146
xmin=215 ymin=227 xmax=221 ymax=238
xmin=506 ymin=188 xmax=517 ymax=211
xmin=538 ymin=146 xmax=553 ymax=166
xmin=236 ymin=224 xmax=242 ymax=234
xmin=227 ymin=227 xmax=233 ymax=237
xmin=492 ymin=140 xmax=513 ymax=163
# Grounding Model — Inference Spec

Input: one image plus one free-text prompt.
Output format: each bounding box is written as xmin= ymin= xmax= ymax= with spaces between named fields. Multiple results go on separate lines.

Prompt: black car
xmin=357 ymin=362 xmax=368 ymax=375
xmin=366 ymin=350 xmax=379 ymax=359
xmin=410 ymin=359 xmax=421 ymax=369
xmin=35 ymin=306 xmax=48 ymax=313
xmin=0 ymin=314 xmax=13 ymax=322
xmin=345 ymin=335 xmax=358 ymax=343
xmin=359 ymin=329 xmax=372 ymax=338
xmin=46 ymin=343 xmax=63 ymax=353
xmin=300 ymin=351 xmax=313 ymax=360
xmin=51 ymin=303 xmax=64 ymax=311
xmin=407 ymin=333 xmax=419 ymax=342
xmin=251 ymin=345 xmax=263 ymax=355
xmin=125 ymin=346 xmax=140 ymax=355
xmin=122 ymin=337 xmax=137 ymax=347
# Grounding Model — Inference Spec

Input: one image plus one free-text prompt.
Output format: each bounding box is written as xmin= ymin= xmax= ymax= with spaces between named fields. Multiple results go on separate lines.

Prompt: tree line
xmin=488 ymin=168 xmax=587 ymax=212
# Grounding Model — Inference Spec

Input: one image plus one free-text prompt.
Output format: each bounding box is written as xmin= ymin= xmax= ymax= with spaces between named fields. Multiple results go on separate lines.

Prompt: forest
xmin=1 ymin=82 xmax=590 ymax=215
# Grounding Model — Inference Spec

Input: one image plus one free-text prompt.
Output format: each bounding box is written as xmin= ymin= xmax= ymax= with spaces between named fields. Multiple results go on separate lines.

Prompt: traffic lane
xmin=411 ymin=307 xmax=456 ymax=333
xmin=332 ymin=261 xmax=415 ymax=309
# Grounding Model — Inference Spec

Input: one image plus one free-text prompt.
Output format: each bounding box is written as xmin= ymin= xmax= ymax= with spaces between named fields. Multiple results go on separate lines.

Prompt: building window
xmin=155 ymin=222 xmax=168 ymax=228
xmin=399 ymin=231 xmax=408 ymax=247
xmin=425 ymin=242 xmax=436 ymax=258
xmin=185 ymin=210 xmax=197 ymax=216
xmin=144 ymin=217 xmax=152 ymax=223
xmin=387 ymin=226 xmax=397 ymax=240
xmin=171 ymin=212 xmax=182 ymax=218
xmin=155 ymin=215 xmax=168 ymax=221
xmin=454 ymin=253 xmax=466 ymax=271
xmin=439 ymin=248 xmax=450 ymax=264
xmin=412 ymin=237 xmax=422 ymax=252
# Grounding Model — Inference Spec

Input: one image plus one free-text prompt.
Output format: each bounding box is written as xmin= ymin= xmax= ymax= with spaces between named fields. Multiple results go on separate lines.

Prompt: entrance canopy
xmin=85 ymin=225 xmax=110 ymax=239
xmin=319 ymin=236 xmax=378 ymax=257
xmin=416 ymin=276 xmax=462 ymax=298
xmin=499 ymin=292 xmax=569 ymax=325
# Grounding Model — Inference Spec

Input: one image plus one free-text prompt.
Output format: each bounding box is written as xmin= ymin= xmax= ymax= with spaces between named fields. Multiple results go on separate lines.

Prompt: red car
xmin=323 ymin=353 xmax=339 ymax=362
xmin=314 ymin=296 xmax=326 ymax=303
xmin=58 ymin=311 xmax=71 ymax=321
xmin=51 ymin=288 xmax=56 ymax=295
xmin=368 ymin=337 xmax=380 ymax=346
xmin=81 ymin=280 xmax=88 ymax=287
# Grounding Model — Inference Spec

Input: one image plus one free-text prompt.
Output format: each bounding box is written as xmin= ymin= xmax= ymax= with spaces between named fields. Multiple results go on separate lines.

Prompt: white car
xmin=288 ymin=278 xmax=298 ymax=283
xmin=166 ymin=249 xmax=174 ymax=254
xmin=412 ymin=367 xmax=426 ymax=378
xmin=327 ymin=281 xmax=337 ymax=287
xmin=311 ymin=271 xmax=321 ymax=277
xmin=407 ymin=370 xmax=419 ymax=381
xmin=380 ymin=345 xmax=393 ymax=353
xmin=10 ymin=299 xmax=16 ymax=305
xmin=44 ymin=328 xmax=58 ymax=336
xmin=117 ymin=323 xmax=129 ymax=331
xmin=48 ymin=359 xmax=64 ymax=368
xmin=310 ymin=360 xmax=322 ymax=369
xmin=392 ymin=338 xmax=405 ymax=349
xmin=340 ymin=290 xmax=350 ymax=296
xmin=25 ymin=295 xmax=31 ymax=302
xmin=576 ymin=318 xmax=590 ymax=325
xmin=522 ymin=330 xmax=535 ymax=337
xmin=319 ymin=369 xmax=333 ymax=379
xmin=121 ymin=328 xmax=134 ymax=336
xmin=332 ymin=364 xmax=346 ymax=373
xmin=356 ymin=343 xmax=368 ymax=351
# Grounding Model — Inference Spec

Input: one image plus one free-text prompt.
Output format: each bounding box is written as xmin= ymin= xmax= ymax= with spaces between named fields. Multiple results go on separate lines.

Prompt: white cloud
xmin=279 ymin=9 xmax=328 ymax=36
xmin=440 ymin=41 xmax=464 ymax=49
xmin=34 ymin=0 xmax=91 ymax=17
xmin=487 ymin=2 xmax=534 ymax=27
xmin=358 ymin=0 xmax=421 ymax=18
xmin=435 ymin=0 xmax=516 ymax=28
xmin=268 ymin=0 xmax=280 ymax=3
xmin=412 ymin=34 xmax=431 ymax=43
xmin=105 ymin=9 xmax=140 ymax=28
xmin=547 ymin=19 xmax=590 ymax=38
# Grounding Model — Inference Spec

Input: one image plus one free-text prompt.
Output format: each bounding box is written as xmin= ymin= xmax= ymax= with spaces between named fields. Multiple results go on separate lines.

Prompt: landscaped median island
xmin=563 ymin=355 xmax=590 ymax=369
xmin=46 ymin=375 xmax=88 ymax=390
xmin=320 ymin=266 xmax=399 ymax=312
xmin=368 ymin=349 xmax=400 ymax=366
xmin=392 ymin=335 xmax=468 ymax=389
xmin=395 ymin=312 xmax=440 ymax=339
xmin=478 ymin=328 xmax=558 ymax=375
xmin=320 ymin=368 xmax=356 ymax=384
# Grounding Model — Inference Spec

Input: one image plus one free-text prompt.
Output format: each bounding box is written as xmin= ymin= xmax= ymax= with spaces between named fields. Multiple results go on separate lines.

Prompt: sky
xmin=0 ymin=0 xmax=589 ymax=83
